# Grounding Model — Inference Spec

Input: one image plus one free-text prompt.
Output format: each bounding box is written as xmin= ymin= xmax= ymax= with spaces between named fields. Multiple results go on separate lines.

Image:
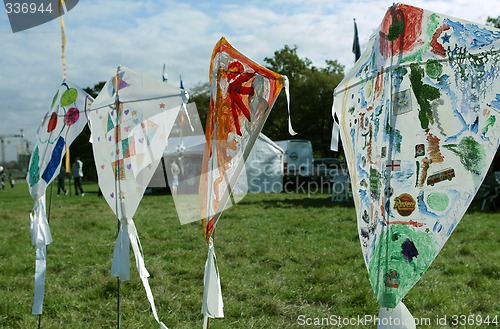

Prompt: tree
xmin=487 ymin=16 xmax=500 ymax=28
xmin=263 ymin=45 xmax=345 ymax=157
xmin=67 ymin=82 xmax=106 ymax=182
xmin=187 ymin=82 xmax=210 ymax=131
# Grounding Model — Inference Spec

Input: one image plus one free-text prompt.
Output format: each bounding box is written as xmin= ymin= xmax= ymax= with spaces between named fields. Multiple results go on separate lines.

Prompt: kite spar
xmin=199 ymin=37 xmax=296 ymax=328
xmin=88 ymin=65 xmax=189 ymax=328
xmin=332 ymin=3 xmax=500 ymax=328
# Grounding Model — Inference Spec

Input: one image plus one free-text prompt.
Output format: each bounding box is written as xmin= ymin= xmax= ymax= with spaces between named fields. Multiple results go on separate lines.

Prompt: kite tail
xmin=330 ymin=98 xmax=341 ymax=151
xmin=111 ymin=218 xmax=168 ymax=328
xmin=30 ymin=195 xmax=52 ymax=315
xmin=181 ymin=90 xmax=194 ymax=132
xmin=201 ymin=238 xmax=224 ymax=328
xmin=283 ymin=76 xmax=297 ymax=136
xmin=378 ymin=302 xmax=416 ymax=329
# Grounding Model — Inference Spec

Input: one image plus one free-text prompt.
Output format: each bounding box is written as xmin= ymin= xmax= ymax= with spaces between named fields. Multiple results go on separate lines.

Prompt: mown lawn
xmin=0 ymin=181 xmax=498 ymax=328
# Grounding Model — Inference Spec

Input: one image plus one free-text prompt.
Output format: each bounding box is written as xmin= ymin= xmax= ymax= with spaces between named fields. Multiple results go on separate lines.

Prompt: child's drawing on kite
xmin=333 ymin=3 xmax=500 ymax=327
xmin=27 ymin=81 xmax=92 ymax=315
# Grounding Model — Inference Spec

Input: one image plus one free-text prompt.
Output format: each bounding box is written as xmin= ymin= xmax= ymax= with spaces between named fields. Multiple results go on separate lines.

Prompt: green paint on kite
xmin=409 ymin=63 xmax=441 ymax=130
xmin=444 ymin=136 xmax=485 ymax=174
xmin=368 ymin=224 xmax=437 ymax=308
xmin=60 ymin=88 xmax=78 ymax=107
xmin=388 ymin=12 xmax=404 ymax=41
xmin=51 ymin=90 xmax=59 ymax=109
xmin=28 ymin=146 xmax=40 ymax=187
xmin=427 ymin=192 xmax=449 ymax=211
xmin=482 ymin=115 xmax=496 ymax=135
xmin=415 ymin=161 xmax=420 ymax=187
xmin=425 ymin=59 xmax=443 ymax=79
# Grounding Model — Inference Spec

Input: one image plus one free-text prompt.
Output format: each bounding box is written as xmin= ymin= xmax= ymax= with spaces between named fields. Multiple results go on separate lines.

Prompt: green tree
xmin=187 ymin=82 xmax=210 ymax=131
xmin=68 ymin=82 xmax=106 ymax=182
xmin=263 ymin=45 xmax=345 ymax=157
xmin=487 ymin=16 xmax=500 ymax=28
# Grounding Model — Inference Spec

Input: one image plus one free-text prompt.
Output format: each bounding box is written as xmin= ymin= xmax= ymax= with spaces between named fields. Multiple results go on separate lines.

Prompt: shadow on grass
xmin=239 ymin=193 xmax=356 ymax=209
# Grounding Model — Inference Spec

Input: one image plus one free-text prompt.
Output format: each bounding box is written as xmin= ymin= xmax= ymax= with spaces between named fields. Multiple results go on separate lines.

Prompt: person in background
xmin=71 ymin=157 xmax=85 ymax=196
xmin=0 ymin=166 xmax=5 ymax=190
xmin=170 ymin=160 xmax=180 ymax=196
xmin=8 ymin=171 xmax=14 ymax=188
xmin=57 ymin=166 xmax=68 ymax=196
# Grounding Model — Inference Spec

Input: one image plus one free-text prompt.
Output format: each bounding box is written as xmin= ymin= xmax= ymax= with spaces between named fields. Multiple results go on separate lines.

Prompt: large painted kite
xmin=27 ymin=81 xmax=92 ymax=315
xmin=199 ymin=37 xmax=295 ymax=328
xmin=332 ymin=3 xmax=500 ymax=327
xmin=88 ymin=66 xmax=189 ymax=328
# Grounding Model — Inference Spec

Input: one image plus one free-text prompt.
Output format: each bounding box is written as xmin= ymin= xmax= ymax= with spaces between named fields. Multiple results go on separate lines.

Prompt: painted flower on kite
xmin=64 ymin=107 xmax=80 ymax=126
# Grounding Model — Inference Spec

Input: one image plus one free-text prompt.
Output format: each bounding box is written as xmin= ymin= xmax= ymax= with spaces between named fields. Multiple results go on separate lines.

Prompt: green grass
xmin=0 ymin=181 xmax=499 ymax=328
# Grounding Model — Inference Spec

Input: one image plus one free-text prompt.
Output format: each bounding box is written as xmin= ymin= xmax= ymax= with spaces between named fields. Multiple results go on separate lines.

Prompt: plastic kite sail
xmin=88 ymin=66 xmax=188 ymax=329
xmin=332 ymin=3 xmax=500 ymax=327
xmin=199 ymin=37 xmax=295 ymax=328
xmin=27 ymin=81 xmax=92 ymax=315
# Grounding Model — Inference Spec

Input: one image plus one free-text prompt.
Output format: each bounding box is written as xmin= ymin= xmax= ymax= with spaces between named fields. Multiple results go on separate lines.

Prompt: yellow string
xmin=59 ymin=0 xmax=71 ymax=172
xmin=59 ymin=0 xmax=66 ymax=81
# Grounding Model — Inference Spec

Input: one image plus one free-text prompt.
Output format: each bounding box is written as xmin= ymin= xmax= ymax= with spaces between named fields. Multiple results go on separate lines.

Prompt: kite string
xmin=59 ymin=0 xmax=66 ymax=81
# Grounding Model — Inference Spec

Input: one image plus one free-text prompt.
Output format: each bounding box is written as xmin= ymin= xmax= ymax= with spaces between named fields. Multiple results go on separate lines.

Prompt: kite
xmin=88 ymin=65 xmax=189 ymax=329
xmin=27 ymin=81 xmax=92 ymax=315
xmin=199 ymin=37 xmax=295 ymax=328
xmin=332 ymin=3 xmax=500 ymax=327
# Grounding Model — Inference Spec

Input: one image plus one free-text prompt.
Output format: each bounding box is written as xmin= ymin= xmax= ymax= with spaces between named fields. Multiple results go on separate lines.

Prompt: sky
xmin=0 ymin=0 xmax=498 ymax=162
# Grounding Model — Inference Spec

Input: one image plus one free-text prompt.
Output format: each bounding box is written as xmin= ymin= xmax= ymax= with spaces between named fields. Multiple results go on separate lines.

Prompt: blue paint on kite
xmin=42 ymin=136 xmax=65 ymax=183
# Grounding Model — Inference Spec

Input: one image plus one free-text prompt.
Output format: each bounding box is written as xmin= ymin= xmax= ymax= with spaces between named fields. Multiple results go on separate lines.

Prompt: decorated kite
xmin=27 ymin=81 xmax=92 ymax=315
xmin=332 ymin=3 xmax=500 ymax=327
xmin=88 ymin=66 xmax=189 ymax=328
xmin=198 ymin=37 xmax=295 ymax=328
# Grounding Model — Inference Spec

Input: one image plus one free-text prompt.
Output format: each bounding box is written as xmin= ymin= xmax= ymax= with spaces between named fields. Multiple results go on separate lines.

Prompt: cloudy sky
xmin=0 ymin=0 xmax=498 ymax=162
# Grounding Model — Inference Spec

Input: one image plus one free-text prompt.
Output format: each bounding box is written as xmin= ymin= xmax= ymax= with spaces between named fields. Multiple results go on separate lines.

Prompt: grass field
xmin=0 ymin=181 xmax=499 ymax=328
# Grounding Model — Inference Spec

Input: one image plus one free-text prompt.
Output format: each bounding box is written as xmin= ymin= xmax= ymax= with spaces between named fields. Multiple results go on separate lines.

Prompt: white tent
xmin=150 ymin=133 xmax=284 ymax=194
xmin=238 ymin=133 xmax=284 ymax=193
xmin=148 ymin=134 xmax=205 ymax=193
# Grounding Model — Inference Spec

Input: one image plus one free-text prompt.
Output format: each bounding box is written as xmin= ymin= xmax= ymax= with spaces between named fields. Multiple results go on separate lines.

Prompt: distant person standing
xmin=8 ymin=171 xmax=14 ymax=188
xmin=71 ymin=157 xmax=85 ymax=196
xmin=170 ymin=160 xmax=180 ymax=196
xmin=57 ymin=166 xmax=68 ymax=196
xmin=0 ymin=166 xmax=5 ymax=190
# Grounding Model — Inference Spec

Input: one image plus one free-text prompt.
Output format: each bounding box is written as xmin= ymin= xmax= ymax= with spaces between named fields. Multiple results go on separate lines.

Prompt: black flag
xmin=352 ymin=19 xmax=361 ymax=62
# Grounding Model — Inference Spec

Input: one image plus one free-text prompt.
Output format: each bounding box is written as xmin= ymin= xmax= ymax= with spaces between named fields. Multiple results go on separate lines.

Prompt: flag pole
xmin=352 ymin=18 xmax=361 ymax=62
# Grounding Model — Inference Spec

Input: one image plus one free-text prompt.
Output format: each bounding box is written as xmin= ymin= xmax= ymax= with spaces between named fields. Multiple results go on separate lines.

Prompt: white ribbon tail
xmin=283 ymin=76 xmax=297 ymax=136
xmin=378 ymin=302 xmax=416 ymax=329
xmin=112 ymin=218 xmax=168 ymax=328
xmin=30 ymin=195 xmax=52 ymax=315
xmin=30 ymin=196 xmax=52 ymax=246
xmin=201 ymin=238 xmax=224 ymax=328
xmin=111 ymin=220 xmax=131 ymax=280
xmin=330 ymin=99 xmax=340 ymax=151
xmin=32 ymin=245 xmax=47 ymax=314
xmin=181 ymin=91 xmax=194 ymax=132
